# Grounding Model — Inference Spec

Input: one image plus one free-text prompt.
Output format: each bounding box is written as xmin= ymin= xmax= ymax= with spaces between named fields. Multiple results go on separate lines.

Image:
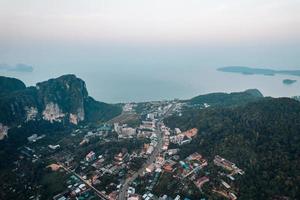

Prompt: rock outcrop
xmin=0 ymin=75 xmax=122 ymax=139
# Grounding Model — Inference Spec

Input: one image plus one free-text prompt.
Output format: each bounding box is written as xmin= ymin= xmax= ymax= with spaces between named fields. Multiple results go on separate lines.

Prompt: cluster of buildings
xmin=52 ymin=175 xmax=95 ymax=200
xmin=210 ymin=155 xmax=245 ymax=200
xmin=169 ymin=128 xmax=198 ymax=146
xmin=47 ymin=100 xmax=245 ymax=200
xmin=213 ymin=155 xmax=245 ymax=176
xmin=114 ymin=149 xmax=129 ymax=165
xmin=179 ymin=153 xmax=208 ymax=179
xmin=114 ymin=118 xmax=157 ymax=139
xmin=79 ymin=124 xmax=113 ymax=145
xmin=114 ymin=123 xmax=137 ymax=139
xmin=123 ymin=122 xmax=212 ymax=199
xmin=123 ymin=103 xmax=135 ymax=112
xmin=133 ymin=149 xmax=210 ymax=199
xmin=126 ymin=122 xmax=246 ymax=200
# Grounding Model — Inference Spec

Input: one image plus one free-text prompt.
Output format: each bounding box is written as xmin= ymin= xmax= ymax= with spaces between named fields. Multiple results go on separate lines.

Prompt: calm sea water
xmin=1 ymin=45 xmax=300 ymax=103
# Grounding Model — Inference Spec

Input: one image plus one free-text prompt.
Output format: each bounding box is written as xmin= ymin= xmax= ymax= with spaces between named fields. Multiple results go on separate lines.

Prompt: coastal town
xmin=5 ymin=101 xmax=245 ymax=200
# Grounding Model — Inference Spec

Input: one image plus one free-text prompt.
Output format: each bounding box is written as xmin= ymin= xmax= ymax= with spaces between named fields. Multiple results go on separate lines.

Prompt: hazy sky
xmin=1 ymin=0 xmax=299 ymax=45
xmin=0 ymin=0 xmax=299 ymax=102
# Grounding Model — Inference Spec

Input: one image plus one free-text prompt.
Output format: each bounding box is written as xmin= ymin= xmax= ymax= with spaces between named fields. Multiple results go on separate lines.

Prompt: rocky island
xmin=283 ymin=79 xmax=297 ymax=85
xmin=218 ymin=66 xmax=300 ymax=76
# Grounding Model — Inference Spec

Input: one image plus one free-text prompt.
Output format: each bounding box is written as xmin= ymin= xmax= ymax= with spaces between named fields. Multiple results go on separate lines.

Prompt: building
xmin=221 ymin=180 xmax=231 ymax=189
xmin=182 ymin=128 xmax=198 ymax=138
xmin=174 ymin=195 xmax=180 ymax=200
xmin=140 ymin=121 xmax=155 ymax=130
xmin=167 ymin=149 xmax=179 ymax=156
xmin=86 ymin=151 xmax=96 ymax=162
xmin=214 ymin=155 xmax=237 ymax=171
xmin=155 ymin=156 xmax=165 ymax=166
xmin=163 ymin=164 xmax=173 ymax=172
xmin=229 ymin=192 xmax=237 ymax=200
xmin=186 ymin=152 xmax=202 ymax=161
xmin=48 ymin=144 xmax=60 ymax=150
xmin=146 ymin=146 xmax=154 ymax=155
xmin=174 ymin=128 xmax=181 ymax=134
xmin=123 ymin=103 xmax=134 ymax=112
xmin=120 ymin=127 xmax=136 ymax=138
xmin=180 ymin=136 xmax=192 ymax=145
xmin=170 ymin=134 xmax=185 ymax=144
xmin=128 ymin=187 xmax=136 ymax=195
xmin=128 ymin=195 xmax=141 ymax=200
xmin=194 ymin=176 xmax=210 ymax=188
xmin=27 ymin=134 xmax=38 ymax=142
xmin=147 ymin=113 xmax=155 ymax=120
xmin=114 ymin=123 xmax=121 ymax=133
xmin=145 ymin=164 xmax=155 ymax=173
xmin=114 ymin=152 xmax=129 ymax=165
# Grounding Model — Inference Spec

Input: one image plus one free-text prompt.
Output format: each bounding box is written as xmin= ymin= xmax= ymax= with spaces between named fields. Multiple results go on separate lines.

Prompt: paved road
xmin=118 ymin=128 xmax=163 ymax=200
xmin=58 ymin=163 xmax=109 ymax=200
xmin=118 ymin=103 xmax=176 ymax=200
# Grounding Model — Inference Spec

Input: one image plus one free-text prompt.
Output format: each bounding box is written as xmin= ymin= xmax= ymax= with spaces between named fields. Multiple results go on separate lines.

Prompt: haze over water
xmin=1 ymin=0 xmax=299 ymax=102
xmin=1 ymin=43 xmax=300 ymax=103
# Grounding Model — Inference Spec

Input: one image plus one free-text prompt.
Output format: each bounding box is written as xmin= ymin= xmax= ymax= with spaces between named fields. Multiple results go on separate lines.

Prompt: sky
xmin=1 ymin=0 xmax=300 ymax=45
xmin=0 ymin=0 xmax=299 ymax=102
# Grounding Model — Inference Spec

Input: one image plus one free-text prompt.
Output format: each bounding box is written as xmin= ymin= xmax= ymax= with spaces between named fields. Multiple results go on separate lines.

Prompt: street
xmin=118 ymin=103 xmax=176 ymax=200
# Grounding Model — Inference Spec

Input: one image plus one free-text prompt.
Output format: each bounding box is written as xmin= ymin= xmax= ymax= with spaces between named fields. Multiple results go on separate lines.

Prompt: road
xmin=118 ymin=103 xmax=176 ymax=200
xmin=118 ymin=125 xmax=163 ymax=200
xmin=58 ymin=163 xmax=109 ymax=200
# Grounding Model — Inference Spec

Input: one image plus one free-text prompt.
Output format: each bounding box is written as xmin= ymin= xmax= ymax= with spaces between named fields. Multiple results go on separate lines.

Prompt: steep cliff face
xmin=0 ymin=87 xmax=40 ymax=125
xmin=0 ymin=75 xmax=121 ymax=138
xmin=36 ymin=74 xmax=88 ymax=124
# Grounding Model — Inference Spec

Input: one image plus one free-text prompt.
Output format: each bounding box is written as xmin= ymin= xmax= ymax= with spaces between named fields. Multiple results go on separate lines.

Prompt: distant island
xmin=0 ymin=63 xmax=34 ymax=72
xmin=218 ymin=66 xmax=300 ymax=77
xmin=283 ymin=79 xmax=297 ymax=85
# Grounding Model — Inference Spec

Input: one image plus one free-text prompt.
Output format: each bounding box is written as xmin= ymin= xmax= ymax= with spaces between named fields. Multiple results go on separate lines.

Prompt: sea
xmin=1 ymin=45 xmax=300 ymax=103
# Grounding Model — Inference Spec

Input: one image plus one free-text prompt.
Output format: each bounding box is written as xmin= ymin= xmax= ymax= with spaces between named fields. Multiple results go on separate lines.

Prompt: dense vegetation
xmin=0 ymin=76 xmax=26 ymax=95
xmin=165 ymin=97 xmax=300 ymax=199
xmin=0 ymin=75 xmax=121 ymax=126
xmin=293 ymin=96 xmax=300 ymax=102
xmin=188 ymin=89 xmax=263 ymax=107
xmin=0 ymin=121 xmax=68 ymax=169
xmin=84 ymin=96 xmax=122 ymax=123
xmin=0 ymin=87 xmax=39 ymax=124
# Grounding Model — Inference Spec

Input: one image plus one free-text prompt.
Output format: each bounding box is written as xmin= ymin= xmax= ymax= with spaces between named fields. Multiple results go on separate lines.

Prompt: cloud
xmin=0 ymin=0 xmax=299 ymax=45
xmin=0 ymin=63 xmax=34 ymax=72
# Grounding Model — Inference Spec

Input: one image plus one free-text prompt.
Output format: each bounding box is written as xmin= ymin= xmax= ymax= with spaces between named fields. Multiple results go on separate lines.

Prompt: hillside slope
xmin=165 ymin=97 xmax=300 ymax=199
xmin=0 ymin=76 xmax=26 ymax=94
xmin=189 ymin=89 xmax=263 ymax=107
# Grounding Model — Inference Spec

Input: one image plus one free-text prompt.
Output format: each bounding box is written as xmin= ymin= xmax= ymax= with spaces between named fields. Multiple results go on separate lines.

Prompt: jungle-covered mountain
xmin=165 ymin=97 xmax=300 ymax=199
xmin=0 ymin=75 xmax=121 ymax=137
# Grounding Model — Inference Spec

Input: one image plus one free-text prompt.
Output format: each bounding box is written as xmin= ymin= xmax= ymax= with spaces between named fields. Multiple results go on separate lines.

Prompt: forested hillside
xmin=165 ymin=97 xmax=300 ymax=199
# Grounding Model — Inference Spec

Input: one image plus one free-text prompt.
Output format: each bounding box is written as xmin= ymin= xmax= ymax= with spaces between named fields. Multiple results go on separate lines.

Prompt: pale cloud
xmin=0 ymin=63 xmax=34 ymax=72
xmin=0 ymin=0 xmax=299 ymax=44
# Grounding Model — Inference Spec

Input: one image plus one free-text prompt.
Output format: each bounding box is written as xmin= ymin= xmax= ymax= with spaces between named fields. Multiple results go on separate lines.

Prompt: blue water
xmin=1 ymin=44 xmax=300 ymax=103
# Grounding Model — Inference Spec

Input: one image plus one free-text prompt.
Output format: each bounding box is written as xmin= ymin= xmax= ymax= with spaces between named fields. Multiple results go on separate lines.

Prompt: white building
xmin=86 ymin=151 xmax=96 ymax=162
xmin=27 ymin=134 xmax=38 ymax=142
xmin=146 ymin=146 xmax=154 ymax=155
xmin=48 ymin=144 xmax=60 ymax=150
xmin=147 ymin=113 xmax=155 ymax=120
xmin=174 ymin=128 xmax=181 ymax=134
